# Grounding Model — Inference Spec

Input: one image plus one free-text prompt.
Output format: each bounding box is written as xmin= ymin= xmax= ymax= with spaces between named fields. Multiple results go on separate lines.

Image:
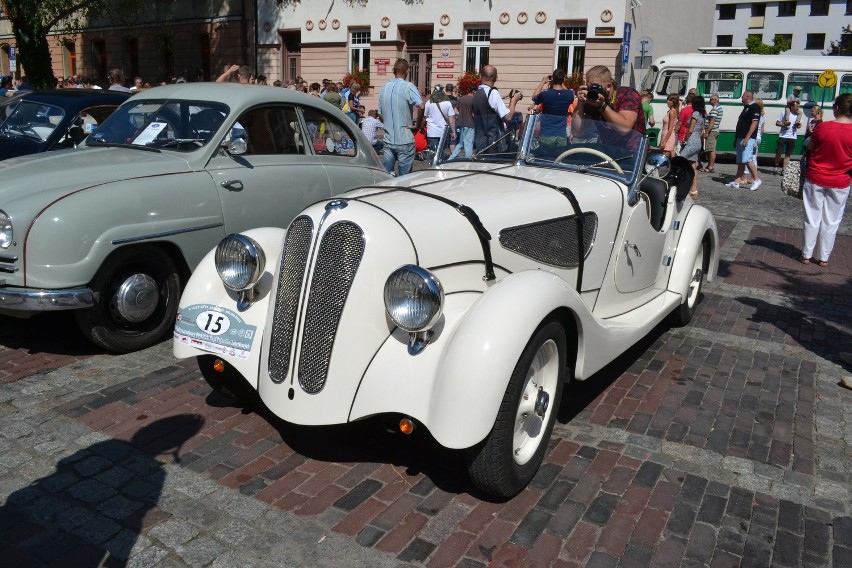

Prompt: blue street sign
xmin=9 ymin=46 xmax=16 ymax=72
xmin=622 ymin=23 xmax=632 ymax=65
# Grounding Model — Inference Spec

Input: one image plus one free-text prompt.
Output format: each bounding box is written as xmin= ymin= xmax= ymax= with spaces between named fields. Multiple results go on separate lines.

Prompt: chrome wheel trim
xmin=513 ymin=338 xmax=559 ymax=465
xmin=113 ymin=273 xmax=159 ymax=323
xmin=686 ymin=247 xmax=704 ymax=308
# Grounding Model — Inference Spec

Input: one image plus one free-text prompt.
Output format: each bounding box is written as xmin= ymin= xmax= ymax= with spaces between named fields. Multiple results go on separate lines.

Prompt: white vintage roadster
xmin=173 ymin=115 xmax=718 ymax=498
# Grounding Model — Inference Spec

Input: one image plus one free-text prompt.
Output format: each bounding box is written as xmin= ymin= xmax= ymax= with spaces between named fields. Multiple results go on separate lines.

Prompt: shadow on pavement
xmin=0 ymin=415 xmax=204 ymax=567
xmin=0 ymin=312 xmax=102 ymax=356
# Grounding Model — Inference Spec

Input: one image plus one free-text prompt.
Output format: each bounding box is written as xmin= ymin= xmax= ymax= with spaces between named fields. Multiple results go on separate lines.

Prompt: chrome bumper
xmin=0 ymin=286 xmax=94 ymax=311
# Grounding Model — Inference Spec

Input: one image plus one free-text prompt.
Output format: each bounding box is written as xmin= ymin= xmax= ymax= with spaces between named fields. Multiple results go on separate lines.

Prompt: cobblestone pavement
xmin=1 ymin=160 xmax=850 ymax=567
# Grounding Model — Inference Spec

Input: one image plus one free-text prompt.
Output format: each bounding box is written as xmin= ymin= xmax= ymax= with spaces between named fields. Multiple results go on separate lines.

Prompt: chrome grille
xmin=0 ymin=254 xmax=18 ymax=274
xmin=499 ymin=213 xmax=598 ymax=268
xmin=268 ymin=216 xmax=313 ymax=384
xmin=297 ymin=221 xmax=365 ymax=394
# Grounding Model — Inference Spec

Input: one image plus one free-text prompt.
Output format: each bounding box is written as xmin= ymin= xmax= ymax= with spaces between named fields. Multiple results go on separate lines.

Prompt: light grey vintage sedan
xmin=0 ymin=83 xmax=390 ymax=352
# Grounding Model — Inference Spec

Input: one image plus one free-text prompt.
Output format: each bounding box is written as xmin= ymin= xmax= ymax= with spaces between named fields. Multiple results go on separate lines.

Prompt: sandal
xmin=689 ymin=191 xmax=699 ymax=200
xmin=801 ymin=258 xmax=811 ymax=265
xmin=817 ymin=260 xmax=829 ymax=267
xmin=706 ymin=167 xmax=715 ymax=173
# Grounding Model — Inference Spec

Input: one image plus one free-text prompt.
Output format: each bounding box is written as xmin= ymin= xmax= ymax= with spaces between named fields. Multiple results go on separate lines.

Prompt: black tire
xmin=466 ymin=321 xmax=567 ymax=498
xmin=75 ymin=246 xmax=180 ymax=353
xmin=197 ymin=355 xmax=258 ymax=406
xmin=671 ymin=240 xmax=707 ymax=327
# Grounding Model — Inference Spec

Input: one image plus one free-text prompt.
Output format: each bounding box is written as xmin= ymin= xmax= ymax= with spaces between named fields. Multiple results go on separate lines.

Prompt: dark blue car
xmin=0 ymin=89 xmax=131 ymax=160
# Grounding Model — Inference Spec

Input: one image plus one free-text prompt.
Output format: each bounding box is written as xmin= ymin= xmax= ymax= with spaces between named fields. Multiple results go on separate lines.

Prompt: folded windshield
xmin=435 ymin=112 xmax=646 ymax=184
xmin=88 ymin=100 xmax=230 ymax=151
xmin=0 ymin=100 xmax=65 ymax=143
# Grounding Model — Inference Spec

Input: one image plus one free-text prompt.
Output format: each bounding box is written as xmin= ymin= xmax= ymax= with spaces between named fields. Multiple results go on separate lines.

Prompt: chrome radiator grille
xmin=498 ymin=213 xmax=598 ymax=268
xmin=297 ymin=221 xmax=365 ymax=394
xmin=268 ymin=216 xmax=313 ymax=384
xmin=0 ymin=254 xmax=18 ymax=274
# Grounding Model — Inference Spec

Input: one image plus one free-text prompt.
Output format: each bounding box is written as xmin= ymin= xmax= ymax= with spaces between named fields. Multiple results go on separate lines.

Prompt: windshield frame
xmin=434 ymin=112 xmax=647 ymax=186
xmin=86 ymin=98 xmax=231 ymax=152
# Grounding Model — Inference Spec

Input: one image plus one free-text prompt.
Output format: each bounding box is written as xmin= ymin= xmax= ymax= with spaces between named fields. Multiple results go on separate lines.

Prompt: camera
xmin=587 ymin=83 xmax=606 ymax=102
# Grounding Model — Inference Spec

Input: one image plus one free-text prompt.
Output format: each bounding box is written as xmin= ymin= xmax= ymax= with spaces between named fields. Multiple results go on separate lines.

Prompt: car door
xmin=205 ymin=104 xmax=333 ymax=235
xmin=300 ymin=106 xmax=380 ymax=192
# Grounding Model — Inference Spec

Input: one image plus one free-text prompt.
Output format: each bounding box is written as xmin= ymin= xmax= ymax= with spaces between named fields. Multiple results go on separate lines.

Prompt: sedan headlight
xmin=384 ymin=265 xmax=444 ymax=332
xmin=215 ymin=234 xmax=266 ymax=291
xmin=0 ymin=210 xmax=12 ymax=249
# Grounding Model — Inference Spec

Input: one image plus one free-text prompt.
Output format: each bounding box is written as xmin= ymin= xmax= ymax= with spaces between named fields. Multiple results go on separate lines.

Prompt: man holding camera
xmin=575 ymin=65 xmax=645 ymax=135
xmin=472 ymin=64 xmax=524 ymax=152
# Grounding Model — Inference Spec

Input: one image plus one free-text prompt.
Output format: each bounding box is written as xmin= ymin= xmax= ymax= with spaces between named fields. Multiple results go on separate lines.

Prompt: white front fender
xmin=173 ymin=227 xmax=286 ymax=389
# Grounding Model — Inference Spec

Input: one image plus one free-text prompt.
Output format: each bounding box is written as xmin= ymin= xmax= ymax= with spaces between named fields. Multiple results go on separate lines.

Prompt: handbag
xmin=781 ymin=160 xmax=802 ymax=199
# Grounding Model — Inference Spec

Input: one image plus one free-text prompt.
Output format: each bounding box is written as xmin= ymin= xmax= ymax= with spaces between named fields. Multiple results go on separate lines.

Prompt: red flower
xmin=456 ymin=71 xmax=481 ymax=96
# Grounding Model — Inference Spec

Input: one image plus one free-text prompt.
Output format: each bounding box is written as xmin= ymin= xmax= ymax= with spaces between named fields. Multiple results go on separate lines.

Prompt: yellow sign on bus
xmin=818 ymin=69 xmax=837 ymax=88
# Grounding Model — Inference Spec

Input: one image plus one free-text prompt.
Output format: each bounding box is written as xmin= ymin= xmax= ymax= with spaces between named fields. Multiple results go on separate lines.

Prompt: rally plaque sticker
xmin=174 ymin=304 xmax=257 ymax=360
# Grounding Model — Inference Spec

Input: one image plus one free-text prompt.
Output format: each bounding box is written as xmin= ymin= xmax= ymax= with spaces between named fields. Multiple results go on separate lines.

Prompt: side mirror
xmin=645 ymin=153 xmax=670 ymax=178
xmin=222 ymin=137 xmax=247 ymax=155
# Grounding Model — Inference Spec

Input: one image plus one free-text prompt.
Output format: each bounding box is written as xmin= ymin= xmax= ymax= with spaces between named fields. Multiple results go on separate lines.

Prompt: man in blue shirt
xmin=378 ymin=59 xmax=423 ymax=176
xmin=531 ymin=69 xmax=575 ymax=159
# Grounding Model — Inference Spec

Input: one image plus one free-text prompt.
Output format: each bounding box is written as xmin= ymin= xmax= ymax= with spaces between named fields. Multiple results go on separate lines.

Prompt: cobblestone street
xmin=1 ymin=159 xmax=850 ymax=567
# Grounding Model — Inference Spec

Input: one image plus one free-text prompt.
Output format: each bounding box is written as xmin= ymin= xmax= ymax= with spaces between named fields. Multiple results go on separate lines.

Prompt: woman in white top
xmin=423 ymin=86 xmax=456 ymax=150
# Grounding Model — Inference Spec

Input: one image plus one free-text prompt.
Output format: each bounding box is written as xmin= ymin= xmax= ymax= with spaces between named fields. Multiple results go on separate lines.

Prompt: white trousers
xmin=801 ymin=179 xmax=850 ymax=261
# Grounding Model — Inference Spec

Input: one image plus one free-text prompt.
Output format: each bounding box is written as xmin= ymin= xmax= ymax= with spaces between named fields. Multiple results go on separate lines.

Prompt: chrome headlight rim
xmin=0 ymin=210 xmax=12 ymax=250
xmin=215 ymin=234 xmax=266 ymax=291
xmin=384 ymin=264 xmax=444 ymax=333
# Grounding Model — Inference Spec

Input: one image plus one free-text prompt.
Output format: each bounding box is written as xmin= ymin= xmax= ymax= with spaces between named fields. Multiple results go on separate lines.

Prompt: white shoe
xmin=725 ymin=181 xmax=740 ymax=188
xmin=750 ymin=179 xmax=762 ymax=191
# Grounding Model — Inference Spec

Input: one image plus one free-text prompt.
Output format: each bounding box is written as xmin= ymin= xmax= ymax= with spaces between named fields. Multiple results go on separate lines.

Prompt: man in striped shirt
xmin=378 ymin=59 xmax=424 ymax=176
xmin=701 ymin=94 xmax=723 ymax=173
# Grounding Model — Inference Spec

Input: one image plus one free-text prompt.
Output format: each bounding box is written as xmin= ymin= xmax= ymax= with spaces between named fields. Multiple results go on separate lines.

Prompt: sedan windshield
xmin=437 ymin=113 xmax=646 ymax=185
xmin=0 ymin=100 xmax=65 ymax=143
xmin=88 ymin=99 xmax=230 ymax=151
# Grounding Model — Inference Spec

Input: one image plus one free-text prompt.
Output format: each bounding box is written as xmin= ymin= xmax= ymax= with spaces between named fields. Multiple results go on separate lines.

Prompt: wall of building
xmin=258 ymin=0 xmax=631 ymax=108
xmin=712 ymin=0 xmax=850 ymax=55
xmin=624 ymin=0 xmax=717 ymax=88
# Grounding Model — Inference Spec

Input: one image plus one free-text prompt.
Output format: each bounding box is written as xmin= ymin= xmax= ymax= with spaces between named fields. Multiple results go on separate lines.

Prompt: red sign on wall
xmin=436 ymin=73 xmax=454 ymax=79
xmin=436 ymin=62 xmax=454 ymax=68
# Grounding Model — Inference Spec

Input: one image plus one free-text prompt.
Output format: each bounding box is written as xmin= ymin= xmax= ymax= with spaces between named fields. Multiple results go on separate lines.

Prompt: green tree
xmin=5 ymin=0 xmax=151 ymax=90
xmin=745 ymin=35 xmax=792 ymax=55
xmin=824 ymin=25 xmax=852 ymax=56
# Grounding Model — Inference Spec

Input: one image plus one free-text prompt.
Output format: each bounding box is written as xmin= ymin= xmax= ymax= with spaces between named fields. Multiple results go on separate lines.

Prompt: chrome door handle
xmin=221 ymin=180 xmax=243 ymax=190
xmin=625 ymin=242 xmax=641 ymax=257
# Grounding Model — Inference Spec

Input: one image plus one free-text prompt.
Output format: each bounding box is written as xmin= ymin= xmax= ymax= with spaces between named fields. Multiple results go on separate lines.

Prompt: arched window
xmin=91 ymin=38 xmax=107 ymax=80
xmin=62 ymin=40 xmax=77 ymax=77
xmin=158 ymin=35 xmax=174 ymax=82
xmin=198 ymin=33 xmax=211 ymax=81
xmin=123 ymin=37 xmax=139 ymax=80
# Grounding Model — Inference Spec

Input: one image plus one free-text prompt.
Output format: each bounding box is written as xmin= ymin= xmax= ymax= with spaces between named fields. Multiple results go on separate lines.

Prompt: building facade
xmin=0 ymin=1 xmax=251 ymax=86
xmin=712 ymin=0 xmax=852 ymax=55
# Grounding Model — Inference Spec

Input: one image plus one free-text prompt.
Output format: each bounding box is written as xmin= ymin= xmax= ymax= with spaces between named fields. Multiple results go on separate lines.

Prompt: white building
xmin=255 ymin=1 xmax=715 ymax=108
xmin=712 ymin=0 xmax=852 ymax=55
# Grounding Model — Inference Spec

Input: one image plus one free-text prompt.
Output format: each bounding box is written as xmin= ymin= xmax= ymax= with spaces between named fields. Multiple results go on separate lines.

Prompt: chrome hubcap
xmin=114 ymin=273 xmax=159 ymax=322
xmin=513 ymin=338 xmax=559 ymax=466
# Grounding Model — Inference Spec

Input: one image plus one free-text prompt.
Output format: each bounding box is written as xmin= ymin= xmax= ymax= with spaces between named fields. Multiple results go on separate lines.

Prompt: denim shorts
xmin=736 ymin=138 xmax=757 ymax=164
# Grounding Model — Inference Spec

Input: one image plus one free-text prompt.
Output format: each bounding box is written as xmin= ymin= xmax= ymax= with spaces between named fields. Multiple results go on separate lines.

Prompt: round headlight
xmin=215 ymin=234 xmax=266 ymax=291
xmin=0 ymin=210 xmax=12 ymax=249
xmin=384 ymin=265 xmax=444 ymax=332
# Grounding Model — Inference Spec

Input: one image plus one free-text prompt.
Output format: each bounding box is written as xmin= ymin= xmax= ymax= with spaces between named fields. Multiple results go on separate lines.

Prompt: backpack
xmin=341 ymin=88 xmax=351 ymax=112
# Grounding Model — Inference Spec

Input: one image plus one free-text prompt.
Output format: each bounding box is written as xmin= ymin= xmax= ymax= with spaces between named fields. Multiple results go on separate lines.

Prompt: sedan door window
xmin=301 ymin=108 xmax=357 ymax=156
xmin=232 ymin=106 xmax=304 ymax=155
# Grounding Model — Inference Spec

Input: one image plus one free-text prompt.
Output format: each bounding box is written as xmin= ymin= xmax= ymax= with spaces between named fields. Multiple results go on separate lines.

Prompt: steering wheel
xmin=554 ymin=147 xmax=624 ymax=174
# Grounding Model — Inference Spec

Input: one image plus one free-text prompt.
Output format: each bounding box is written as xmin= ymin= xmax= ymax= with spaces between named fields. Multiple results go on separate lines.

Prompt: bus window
xmin=641 ymin=65 xmax=659 ymax=94
xmin=787 ymin=72 xmax=834 ymax=104
xmin=655 ymin=69 xmax=688 ymax=97
xmin=841 ymin=75 xmax=852 ymax=96
xmin=697 ymin=71 xmax=743 ymax=99
xmin=747 ymin=72 xmax=784 ymax=100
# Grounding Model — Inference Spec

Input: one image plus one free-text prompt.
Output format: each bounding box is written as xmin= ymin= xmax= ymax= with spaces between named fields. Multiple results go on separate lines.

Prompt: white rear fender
xmin=173 ymin=227 xmax=286 ymax=388
xmin=668 ymin=206 xmax=719 ymax=300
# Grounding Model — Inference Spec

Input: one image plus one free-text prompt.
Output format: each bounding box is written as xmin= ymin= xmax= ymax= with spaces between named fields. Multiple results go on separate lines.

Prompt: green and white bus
xmin=640 ymin=52 xmax=852 ymax=154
